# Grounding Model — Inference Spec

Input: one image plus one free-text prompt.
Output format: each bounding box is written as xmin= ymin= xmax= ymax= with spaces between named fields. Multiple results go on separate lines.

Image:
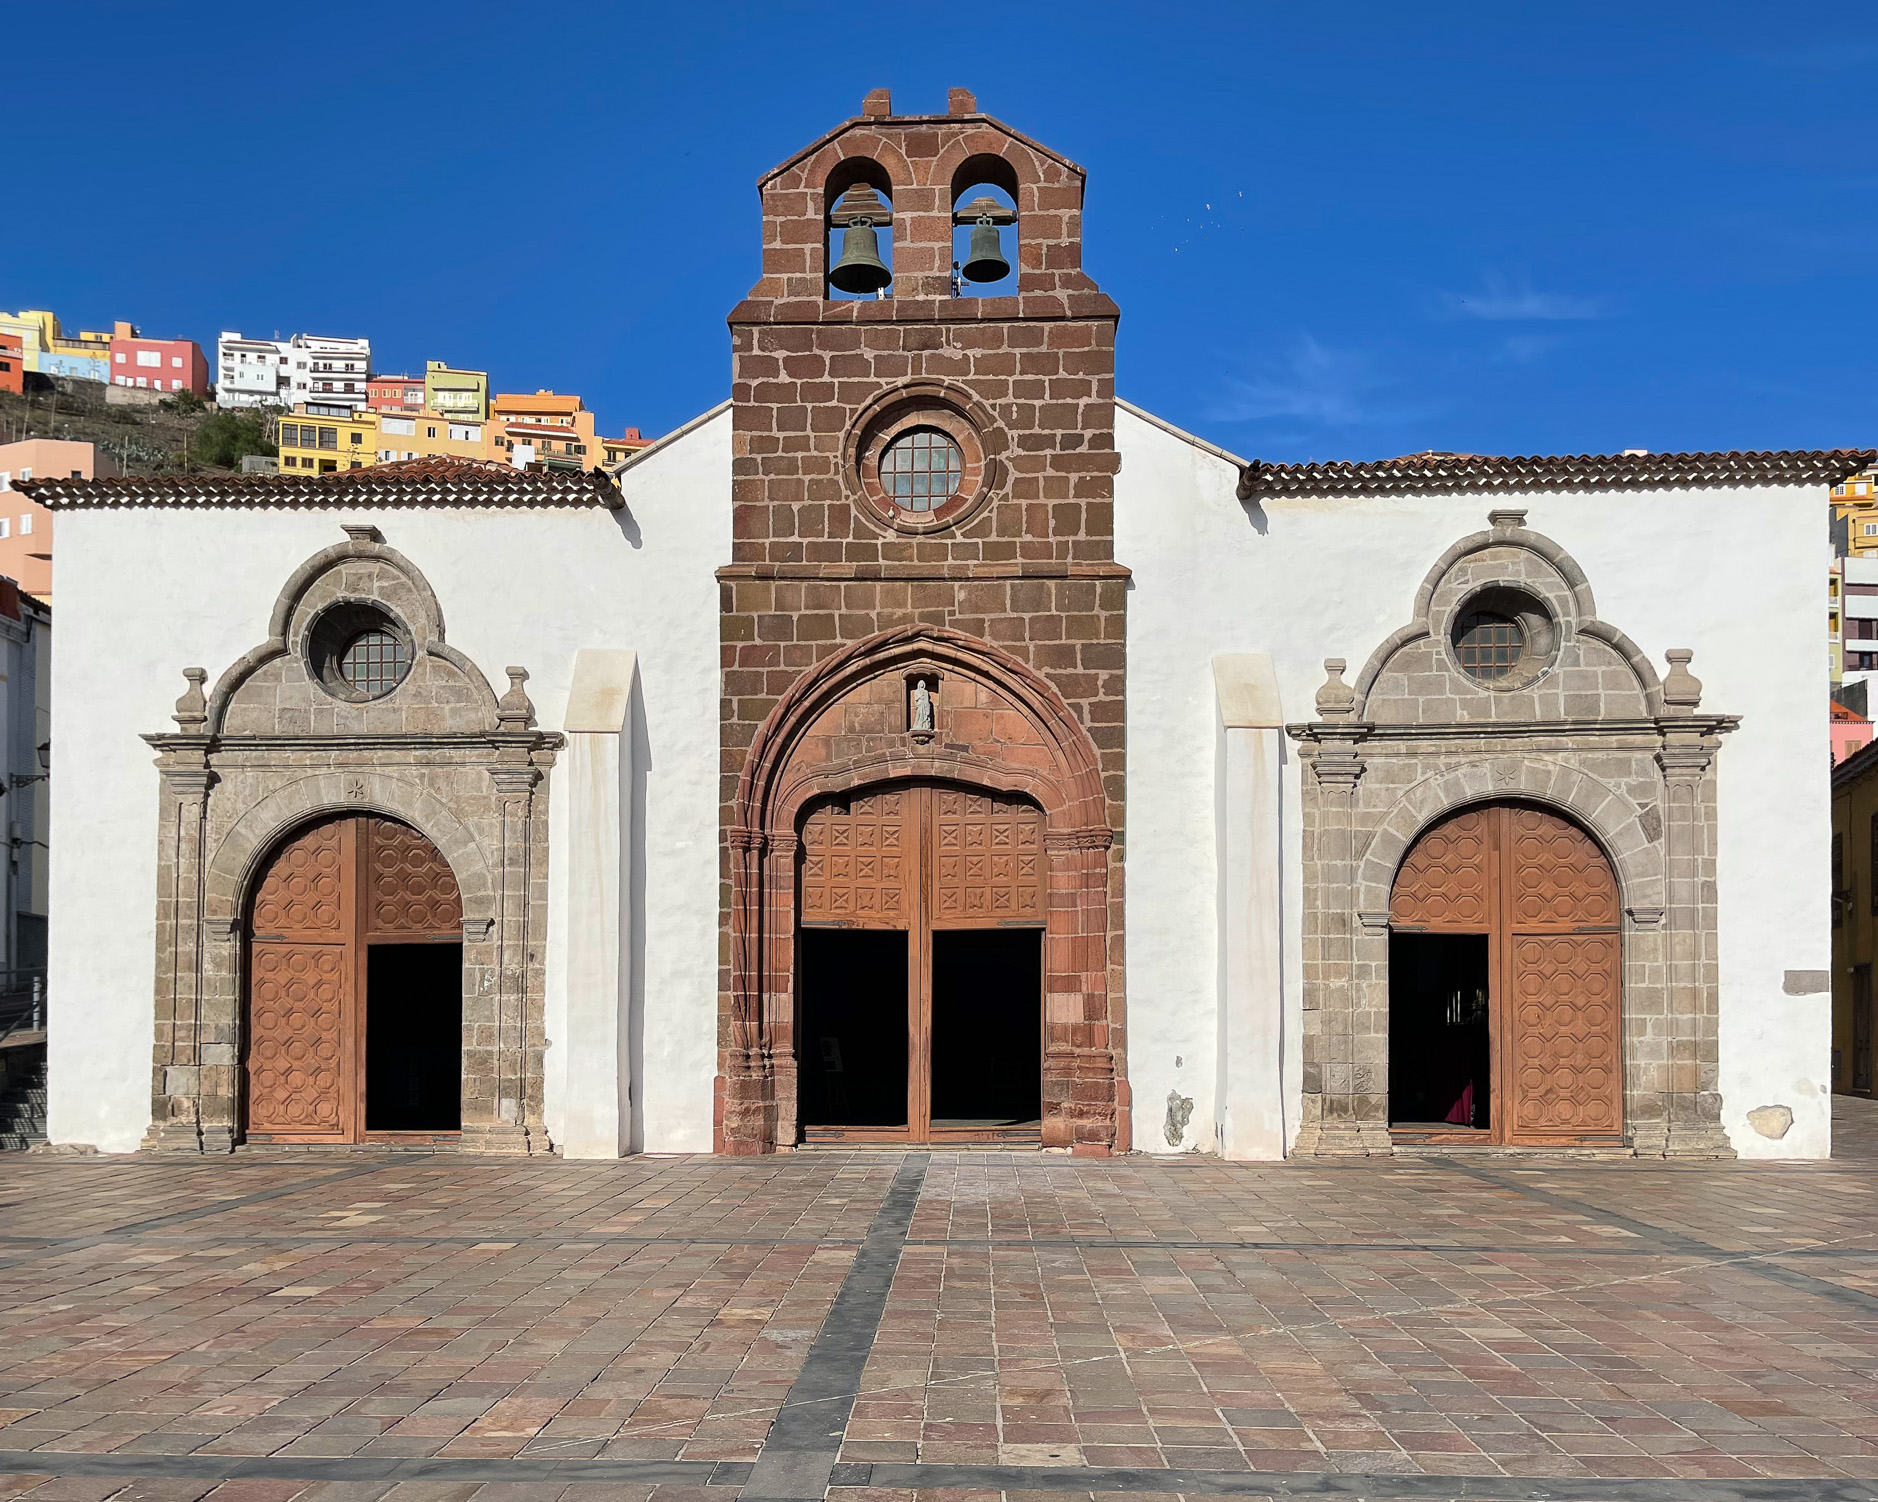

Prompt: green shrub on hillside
xmin=191 ymin=412 xmax=277 ymax=469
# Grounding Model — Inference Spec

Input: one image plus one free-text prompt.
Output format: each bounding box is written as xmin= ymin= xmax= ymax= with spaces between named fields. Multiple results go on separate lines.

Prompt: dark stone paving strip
xmin=1452 ymin=1162 xmax=1878 ymax=1314
xmin=833 ymin=1461 xmax=1878 ymax=1500
xmin=741 ymin=1152 xmax=928 ymax=1502
xmin=0 ymin=1450 xmax=749 ymax=1487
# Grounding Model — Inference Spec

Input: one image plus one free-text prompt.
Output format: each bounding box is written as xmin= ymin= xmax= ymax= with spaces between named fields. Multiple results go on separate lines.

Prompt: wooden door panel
xmin=1389 ymin=806 xmax=1492 ymax=929
xmin=251 ymin=818 xmax=347 ymax=938
xmin=245 ymin=813 xmax=464 ymax=1142
xmin=364 ymin=816 xmax=462 ymax=938
xmin=1507 ymin=806 xmax=1619 ymax=929
xmin=800 ymin=788 xmax=910 ymax=928
xmin=1507 ymin=932 xmax=1623 ymax=1138
xmin=247 ymin=942 xmax=348 ymax=1136
xmin=931 ymin=788 xmax=1043 ymax=926
xmin=1391 ymin=801 xmax=1625 ymax=1145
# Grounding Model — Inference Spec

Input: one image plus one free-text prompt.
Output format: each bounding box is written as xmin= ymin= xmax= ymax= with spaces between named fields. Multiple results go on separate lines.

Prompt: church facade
xmin=32 ymin=94 xmax=1869 ymax=1161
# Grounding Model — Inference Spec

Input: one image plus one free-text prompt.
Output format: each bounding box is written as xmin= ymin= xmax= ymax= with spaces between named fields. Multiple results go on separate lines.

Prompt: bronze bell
xmin=961 ymin=215 xmax=1010 ymax=283
xmin=830 ymin=220 xmax=891 ymax=293
xmin=828 ymin=183 xmax=893 ymax=294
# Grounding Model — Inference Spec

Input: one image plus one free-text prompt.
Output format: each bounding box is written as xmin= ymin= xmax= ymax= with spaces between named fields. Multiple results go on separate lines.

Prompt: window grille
xmin=1455 ymin=611 xmax=1524 ymax=680
xmin=339 ymin=630 xmax=410 ymax=696
xmin=879 ymin=427 xmax=963 ymax=511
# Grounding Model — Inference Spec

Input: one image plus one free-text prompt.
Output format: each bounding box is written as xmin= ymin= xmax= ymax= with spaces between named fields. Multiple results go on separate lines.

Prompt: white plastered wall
xmin=48 ymin=411 xmax=731 ymax=1155
xmin=1116 ymin=404 xmax=1830 ymax=1158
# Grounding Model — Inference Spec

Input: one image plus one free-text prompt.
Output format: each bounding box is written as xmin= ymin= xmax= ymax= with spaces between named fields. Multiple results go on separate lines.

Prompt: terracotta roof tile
xmin=21 ymin=454 xmax=621 ymax=510
xmin=1237 ymin=448 xmax=1877 ymax=500
xmin=1833 ymin=700 xmax=1870 ymax=723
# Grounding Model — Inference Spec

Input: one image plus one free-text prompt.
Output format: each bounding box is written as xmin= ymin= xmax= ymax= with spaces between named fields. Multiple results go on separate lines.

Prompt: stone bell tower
xmin=717 ymin=89 xmax=1129 ymax=1154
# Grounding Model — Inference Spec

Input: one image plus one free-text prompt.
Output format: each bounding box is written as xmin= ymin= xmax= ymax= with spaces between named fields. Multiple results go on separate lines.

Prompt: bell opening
xmin=826 ymin=176 xmax=896 ymax=300
xmin=950 ymin=167 xmax=1017 ymax=298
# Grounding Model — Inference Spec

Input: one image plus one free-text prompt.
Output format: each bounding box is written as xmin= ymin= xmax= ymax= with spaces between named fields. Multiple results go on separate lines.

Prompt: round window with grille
xmin=339 ymin=629 xmax=411 ymax=697
xmin=1454 ymin=611 xmax=1525 ymax=681
xmin=306 ymin=602 xmax=414 ymax=702
xmin=878 ymin=427 xmax=963 ymax=512
xmin=1447 ymin=586 xmax=1556 ymax=690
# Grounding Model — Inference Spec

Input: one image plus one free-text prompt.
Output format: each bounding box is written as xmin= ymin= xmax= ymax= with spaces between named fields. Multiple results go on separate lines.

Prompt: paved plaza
xmin=0 ymin=1100 xmax=1874 ymax=1502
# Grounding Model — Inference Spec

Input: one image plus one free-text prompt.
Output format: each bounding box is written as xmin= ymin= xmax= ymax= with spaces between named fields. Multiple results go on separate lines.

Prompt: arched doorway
xmin=796 ymin=780 xmax=1044 ymax=1144
xmin=1388 ymin=802 xmax=1623 ymax=1146
xmin=243 ymin=813 xmax=464 ymax=1143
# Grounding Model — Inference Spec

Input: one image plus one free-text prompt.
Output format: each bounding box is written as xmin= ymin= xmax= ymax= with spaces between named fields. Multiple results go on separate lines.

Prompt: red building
xmin=107 ymin=321 xmax=208 ymax=397
xmin=367 ymin=375 xmax=425 ymax=412
xmin=0 ymin=331 xmax=21 ymax=395
xmin=1834 ymin=699 xmax=1874 ymax=765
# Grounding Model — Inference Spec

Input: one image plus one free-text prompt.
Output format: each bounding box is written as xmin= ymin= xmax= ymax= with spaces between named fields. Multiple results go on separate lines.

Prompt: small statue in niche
xmin=910 ymin=676 xmax=935 ymax=736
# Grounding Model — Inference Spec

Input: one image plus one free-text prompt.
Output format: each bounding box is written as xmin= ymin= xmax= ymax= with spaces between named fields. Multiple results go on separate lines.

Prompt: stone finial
xmin=173 ymin=668 xmax=208 ymax=730
xmin=1315 ymin=658 xmax=1356 ymax=718
xmin=341 ymin=523 xmax=384 ymax=544
xmin=862 ymin=88 xmax=892 ymax=118
xmin=948 ymin=87 xmax=977 ymax=116
xmin=1488 ymin=508 xmax=1528 ymax=533
xmin=496 ymin=667 xmax=535 ymax=729
xmin=1662 ymin=648 xmax=1702 ymax=710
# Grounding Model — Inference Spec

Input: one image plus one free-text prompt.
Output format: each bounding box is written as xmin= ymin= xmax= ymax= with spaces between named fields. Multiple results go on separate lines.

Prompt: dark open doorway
xmin=799 ymin=928 xmax=909 ymax=1127
xmin=365 ymin=944 xmax=463 ymax=1132
xmin=1389 ymin=932 xmax=1490 ymax=1130
xmin=931 ymin=928 xmax=1041 ymax=1128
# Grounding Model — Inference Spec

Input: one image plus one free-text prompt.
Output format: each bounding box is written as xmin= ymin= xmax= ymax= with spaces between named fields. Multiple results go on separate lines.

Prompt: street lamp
xmin=7 ymin=741 xmax=49 ymax=792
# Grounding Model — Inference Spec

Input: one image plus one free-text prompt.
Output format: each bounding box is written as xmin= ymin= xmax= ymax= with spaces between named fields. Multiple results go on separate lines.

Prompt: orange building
xmin=0 ymin=439 xmax=121 ymax=599
xmin=0 ymin=331 xmax=22 ymax=395
xmin=490 ymin=390 xmax=599 ymax=471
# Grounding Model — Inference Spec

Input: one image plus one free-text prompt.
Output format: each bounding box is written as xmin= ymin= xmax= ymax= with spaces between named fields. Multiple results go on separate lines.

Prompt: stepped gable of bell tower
xmin=716 ymin=89 xmax=1130 ymax=1155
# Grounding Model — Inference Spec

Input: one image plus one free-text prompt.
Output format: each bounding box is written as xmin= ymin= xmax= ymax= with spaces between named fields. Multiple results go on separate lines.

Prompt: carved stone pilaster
xmin=1652 ymin=696 xmax=1738 ymax=1158
xmin=1293 ymin=715 xmax=1387 ymax=1155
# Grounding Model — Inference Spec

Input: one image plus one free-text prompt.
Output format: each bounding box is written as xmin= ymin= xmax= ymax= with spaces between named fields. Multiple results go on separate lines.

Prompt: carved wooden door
xmin=246 ymin=818 xmax=356 ymax=1140
xmin=1390 ymin=802 xmax=1623 ymax=1145
xmin=798 ymin=781 xmax=1044 ymax=1142
xmin=245 ymin=814 xmax=462 ymax=1142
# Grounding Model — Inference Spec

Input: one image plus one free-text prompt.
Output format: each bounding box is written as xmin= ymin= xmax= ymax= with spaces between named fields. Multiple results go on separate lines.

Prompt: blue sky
xmin=9 ymin=2 xmax=1875 ymax=461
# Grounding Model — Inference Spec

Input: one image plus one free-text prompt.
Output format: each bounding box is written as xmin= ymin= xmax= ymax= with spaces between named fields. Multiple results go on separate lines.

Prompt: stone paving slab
xmin=0 ymin=1096 xmax=1871 ymax=1500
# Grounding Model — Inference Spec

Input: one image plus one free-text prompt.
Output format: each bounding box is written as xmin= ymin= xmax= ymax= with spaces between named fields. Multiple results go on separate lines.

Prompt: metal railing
xmin=0 ymin=970 xmax=45 ymax=1045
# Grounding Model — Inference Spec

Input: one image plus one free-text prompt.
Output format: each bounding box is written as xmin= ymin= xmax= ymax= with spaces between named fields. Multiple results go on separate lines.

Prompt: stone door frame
xmin=1290 ymin=510 xmax=1737 ymax=1157
xmin=143 ymin=525 xmax=559 ymax=1154
xmin=720 ymin=624 xmax=1120 ymax=1155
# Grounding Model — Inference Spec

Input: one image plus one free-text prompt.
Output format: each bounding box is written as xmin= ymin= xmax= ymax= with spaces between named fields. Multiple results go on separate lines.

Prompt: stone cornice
xmin=143 ymin=731 xmax=565 ymax=757
xmin=1287 ymin=715 xmax=1740 ymax=745
xmin=717 ymin=561 xmax=1131 ymax=582
xmin=727 ymin=291 xmax=1118 ymax=327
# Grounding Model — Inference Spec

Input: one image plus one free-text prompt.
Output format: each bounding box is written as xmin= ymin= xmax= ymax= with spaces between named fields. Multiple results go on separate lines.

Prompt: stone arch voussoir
xmin=205 ymin=771 xmax=495 ymax=928
xmin=1355 ymin=757 xmax=1665 ymax=917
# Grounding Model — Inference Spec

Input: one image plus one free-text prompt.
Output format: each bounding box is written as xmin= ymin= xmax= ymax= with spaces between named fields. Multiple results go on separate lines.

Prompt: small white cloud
xmin=1208 ymin=335 xmax=1435 ymax=430
xmin=1441 ymin=274 xmax=1611 ymax=322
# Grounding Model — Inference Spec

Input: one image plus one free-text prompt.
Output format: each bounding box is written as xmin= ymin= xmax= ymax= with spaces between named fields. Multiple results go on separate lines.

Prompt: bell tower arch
xmin=718 ymin=90 xmax=1129 ymax=1154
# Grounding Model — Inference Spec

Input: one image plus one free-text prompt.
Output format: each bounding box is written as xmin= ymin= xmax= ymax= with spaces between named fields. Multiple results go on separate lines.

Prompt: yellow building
xmin=1832 ymin=740 xmax=1878 ymax=1095
xmin=424 ymin=361 xmax=488 ymax=421
xmin=1833 ymin=469 xmax=1878 ymax=559
xmin=375 ymin=410 xmax=490 ymax=464
xmin=0 ymin=310 xmax=116 ymax=382
xmin=277 ymin=407 xmax=376 ymax=473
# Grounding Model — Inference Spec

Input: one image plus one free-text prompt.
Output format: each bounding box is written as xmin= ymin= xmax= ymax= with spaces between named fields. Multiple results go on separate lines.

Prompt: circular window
xmin=1454 ymin=611 xmax=1525 ymax=681
xmin=847 ymin=386 xmax=1001 ymax=535
xmin=306 ymin=602 xmax=414 ymax=702
xmin=879 ymin=427 xmax=963 ymax=512
xmin=339 ymin=629 xmax=410 ymax=697
xmin=1447 ymin=586 xmax=1557 ymax=690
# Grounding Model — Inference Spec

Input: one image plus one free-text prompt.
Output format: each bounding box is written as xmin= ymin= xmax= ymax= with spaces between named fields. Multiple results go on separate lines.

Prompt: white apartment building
xmin=287 ymin=334 xmax=372 ymax=412
xmin=214 ymin=334 xmax=291 ymax=410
